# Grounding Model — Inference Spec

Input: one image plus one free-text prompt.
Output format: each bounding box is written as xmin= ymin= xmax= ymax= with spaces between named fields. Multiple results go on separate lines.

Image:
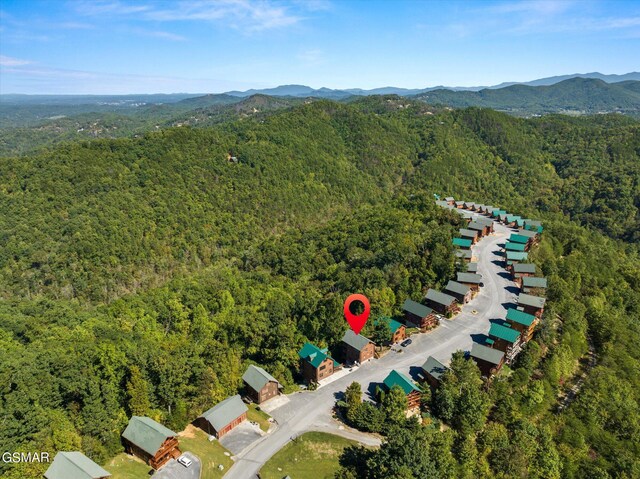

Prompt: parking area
xmin=153 ymin=452 xmax=201 ymax=479
xmin=219 ymin=421 xmax=265 ymax=455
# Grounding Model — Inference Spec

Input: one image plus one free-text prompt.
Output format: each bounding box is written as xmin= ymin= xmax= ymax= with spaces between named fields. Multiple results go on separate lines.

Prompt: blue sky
xmin=0 ymin=0 xmax=638 ymax=94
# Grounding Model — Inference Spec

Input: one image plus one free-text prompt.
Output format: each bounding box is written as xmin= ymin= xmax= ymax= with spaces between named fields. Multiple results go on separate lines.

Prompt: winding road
xmin=224 ymin=210 xmax=516 ymax=479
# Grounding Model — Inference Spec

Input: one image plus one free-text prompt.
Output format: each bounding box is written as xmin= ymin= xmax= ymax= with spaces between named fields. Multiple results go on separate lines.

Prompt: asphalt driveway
xmin=219 ymin=421 xmax=265 ymax=455
xmin=154 ymin=452 xmax=201 ymax=479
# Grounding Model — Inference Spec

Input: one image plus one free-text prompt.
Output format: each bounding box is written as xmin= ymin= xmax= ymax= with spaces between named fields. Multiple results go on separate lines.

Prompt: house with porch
xmin=340 ymin=329 xmax=375 ymax=364
xmin=505 ymin=308 xmax=538 ymax=342
xmin=382 ymin=370 xmax=421 ymax=410
xmin=424 ymin=289 xmax=460 ymax=316
xmin=456 ymin=272 xmax=482 ymax=293
xmin=459 ymin=228 xmax=479 ymax=243
xmin=488 ymin=323 xmax=522 ymax=363
xmin=421 ymin=356 xmax=448 ymax=388
xmin=443 ymin=280 xmax=472 ymax=304
xmin=121 ymin=416 xmax=180 ymax=469
xmin=375 ymin=316 xmax=406 ymax=344
xmin=453 ymin=237 xmax=472 ymax=249
xmin=517 ymin=293 xmax=546 ymax=318
xmin=521 ymin=276 xmax=548 ymax=294
xmin=242 ymin=365 xmax=282 ymax=404
xmin=298 ymin=342 xmax=338 ymax=383
xmin=470 ymin=343 xmax=505 ymax=377
xmin=402 ymin=299 xmax=438 ymax=330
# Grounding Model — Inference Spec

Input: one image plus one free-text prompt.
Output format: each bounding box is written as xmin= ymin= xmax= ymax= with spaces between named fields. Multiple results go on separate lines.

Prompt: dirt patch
xmin=179 ymin=424 xmax=198 ymax=438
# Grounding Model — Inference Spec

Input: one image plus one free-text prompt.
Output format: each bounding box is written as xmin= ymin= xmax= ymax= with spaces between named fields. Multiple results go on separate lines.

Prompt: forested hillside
xmin=1 ymin=99 xmax=639 ymax=478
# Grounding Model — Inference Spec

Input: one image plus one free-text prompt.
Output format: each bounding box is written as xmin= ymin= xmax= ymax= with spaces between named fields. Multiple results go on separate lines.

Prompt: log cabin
xmin=521 ymin=276 xmax=548 ymax=294
xmin=452 ymin=237 xmax=473 ymax=249
xmin=459 ymin=228 xmax=479 ymax=244
xmin=443 ymin=280 xmax=472 ymax=304
xmin=341 ymin=329 xmax=375 ymax=364
xmin=510 ymin=263 xmax=536 ymax=285
xmin=524 ymin=220 xmax=543 ymax=233
xmin=463 ymin=201 xmax=476 ymax=210
xmin=444 ymin=196 xmax=455 ymax=205
xmin=421 ymin=356 xmax=448 ymax=388
xmin=455 ymin=249 xmax=473 ymax=262
xmin=470 ymin=343 xmax=505 ymax=377
xmin=298 ymin=342 xmax=337 ymax=383
xmin=506 ymin=251 xmax=528 ymax=266
xmin=375 ymin=316 xmax=406 ymax=344
xmin=402 ymin=299 xmax=438 ymax=330
xmin=466 ymin=262 xmax=479 ymax=273
xmin=456 ymin=272 xmax=482 ymax=293
xmin=505 ymin=241 xmax=527 ymax=252
xmin=195 ymin=395 xmax=248 ymax=439
xmin=488 ymin=323 xmax=522 ymax=363
xmin=505 ymin=308 xmax=538 ymax=342
xmin=382 ymin=370 xmax=421 ymax=410
xmin=477 ymin=216 xmax=495 ymax=233
xmin=121 ymin=416 xmax=180 ymax=469
xmin=468 ymin=220 xmax=489 ymax=237
xmin=44 ymin=452 xmax=111 ymax=479
xmin=424 ymin=289 xmax=460 ymax=316
xmin=455 ymin=200 xmax=465 ymax=209
xmin=509 ymin=233 xmax=531 ymax=250
xmin=242 ymin=365 xmax=282 ymax=404
xmin=517 ymin=293 xmax=546 ymax=318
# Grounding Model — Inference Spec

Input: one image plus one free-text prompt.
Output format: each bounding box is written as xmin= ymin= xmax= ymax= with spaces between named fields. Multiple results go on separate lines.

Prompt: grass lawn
xmin=178 ymin=425 xmax=234 ymax=479
xmin=259 ymin=431 xmax=358 ymax=479
xmin=104 ymin=453 xmax=152 ymax=479
xmin=247 ymin=403 xmax=272 ymax=432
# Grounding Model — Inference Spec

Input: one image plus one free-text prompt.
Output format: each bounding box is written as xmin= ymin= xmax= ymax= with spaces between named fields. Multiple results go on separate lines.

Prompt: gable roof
xmin=455 ymin=201 xmax=465 ymax=206
xmin=470 ymin=343 xmax=504 ymax=365
xmin=517 ymin=229 xmax=538 ymax=238
xmin=522 ymin=276 xmax=548 ymax=289
xmin=383 ymin=369 xmax=420 ymax=395
xmin=425 ymin=289 xmax=457 ymax=307
xmin=298 ymin=342 xmax=333 ymax=368
xmin=341 ymin=329 xmax=373 ymax=351
xmin=242 ymin=365 xmax=281 ymax=393
xmin=506 ymin=308 xmax=536 ymax=326
xmin=44 ymin=452 xmax=111 ymax=479
xmin=506 ymin=251 xmax=528 ymax=261
xmin=505 ymin=242 xmax=527 ymax=252
xmin=509 ymin=233 xmax=530 ymax=244
xmin=518 ymin=293 xmax=546 ymax=308
xmin=121 ymin=417 xmax=176 ymax=456
xmin=452 ymin=238 xmax=472 ymax=248
xmin=402 ymin=299 xmax=433 ymax=318
xmin=199 ymin=395 xmax=248 ymax=432
xmin=456 ymin=272 xmax=482 ymax=284
xmin=489 ymin=323 xmax=521 ymax=343
xmin=421 ymin=356 xmax=448 ymax=381
xmin=513 ymin=263 xmax=536 ymax=274
xmin=459 ymin=228 xmax=478 ymax=238
xmin=506 ymin=215 xmax=521 ymax=222
xmin=444 ymin=280 xmax=470 ymax=296
xmin=444 ymin=196 xmax=454 ymax=201
xmin=466 ymin=262 xmax=478 ymax=273
xmin=376 ymin=316 xmax=404 ymax=334
xmin=468 ymin=221 xmax=487 ymax=231
xmin=477 ymin=216 xmax=494 ymax=226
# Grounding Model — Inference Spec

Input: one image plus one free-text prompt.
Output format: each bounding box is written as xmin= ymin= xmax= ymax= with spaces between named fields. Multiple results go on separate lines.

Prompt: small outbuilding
xmin=242 ymin=365 xmax=282 ymax=404
xmin=44 ymin=452 xmax=111 ymax=479
xmin=121 ymin=416 xmax=180 ymax=469
xmin=195 ymin=395 xmax=248 ymax=439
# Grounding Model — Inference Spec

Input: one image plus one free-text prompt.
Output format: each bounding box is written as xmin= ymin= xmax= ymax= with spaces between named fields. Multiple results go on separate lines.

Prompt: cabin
xmin=195 ymin=395 xmax=248 ymax=439
xmin=402 ymin=299 xmax=438 ymax=330
xmin=506 ymin=251 xmax=528 ymax=265
xmin=341 ymin=329 xmax=375 ymax=364
xmin=298 ymin=342 xmax=337 ymax=383
xmin=505 ymin=308 xmax=538 ymax=342
xmin=455 ymin=201 xmax=465 ymax=209
xmin=474 ymin=204 xmax=486 ymax=212
xmin=375 ymin=316 xmax=406 ymax=344
xmin=488 ymin=323 xmax=522 ymax=362
xmin=517 ymin=293 xmax=546 ymax=318
xmin=521 ymin=276 xmax=548 ymax=294
xmin=492 ymin=209 xmax=507 ymax=219
xmin=499 ymin=213 xmax=509 ymax=223
xmin=424 ymin=289 xmax=460 ymax=316
xmin=421 ymin=356 xmax=448 ymax=388
xmin=44 ymin=452 xmax=111 ymax=479
xmin=524 ymin=220 xmax=543 ymax=233
xmin=242 ymin=365 xmax=282 ymax=404
xmin=435 ymin=200 xmax=449 ymax=208
xmin=505 ymin=215 xmax=521 ymax=227
xmin=459 ymin=228 xmax=479 ymax=244
xmin=509 ymin=233 xmax=531 ymax=250
xmin=121 ymin=416 xmax=180 ymax=469
xmin=510 ymin=263 xmax=536 ymax=284
xmin=470 ymin=343 xmax=505 ymax=377
xmin=456 ymin=272 xmax=482 ymax=292
xmin=444 ymin=196 xmax=455 ymax=205
xmin=477 ymin=216 xmax=495 ymax=233
xmin=382 ymin=370 xmax=421 ymax=410
xmin=505 ymin=241 xmax=527 ymax=252
xmin=466 ymin=262 xmax=478 ymax=273
xmin=517 ymin=228 xmax=540 ymax=244
xmin=443 ymin=280 xmax=472 ymax=304
xmin=455 ymin=249 xmax=473 ymax=262
xmin=468 ymin=221 xmax=489 ymax=237
xmin=463 ymin=201 xmax=475 ymax=210
xmin=452 ymin=237 xmax=472 ymax=249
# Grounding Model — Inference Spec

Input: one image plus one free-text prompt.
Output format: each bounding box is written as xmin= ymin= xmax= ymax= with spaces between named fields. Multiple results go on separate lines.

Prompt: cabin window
xmin=319 ymin=364 xmax=326 ymax=371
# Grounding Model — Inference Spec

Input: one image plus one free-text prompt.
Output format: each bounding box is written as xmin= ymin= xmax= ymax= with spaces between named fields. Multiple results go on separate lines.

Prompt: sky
xmin=0 ymin=0 xmax=639 ymax=94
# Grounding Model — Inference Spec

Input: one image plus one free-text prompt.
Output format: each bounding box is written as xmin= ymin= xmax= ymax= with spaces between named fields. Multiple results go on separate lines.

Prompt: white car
xmin=177 ymin=455 xmax=193 ymax=468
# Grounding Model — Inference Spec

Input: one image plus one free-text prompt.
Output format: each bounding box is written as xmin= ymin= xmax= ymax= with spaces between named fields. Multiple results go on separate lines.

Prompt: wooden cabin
xmin=505 ymin=308 xmax=538 ymax=342
xmin=466 ymin=262 xmax=479 ymax=273
xmin=382 ymin=370 xmax=421 ymax=410
xmin=443 ymin=280 xmax=472 ymax=304
xmin=517 ymin=293 xmax=546 ymax=318
xmin=44 ymin=452 xmax=111 ymax=479
xmin=477 ymin=217 xmax=495 ymax=233
xmin=517 ymin=228 xmax=540 ymax=246
xmin=122 ymin=416 xmax=180 ymax=469
xmin=463 ymin=201 xmax=476 ymax=210
xmin=452 ymin=237 xmax=472 ymax=249
xmin=524 ymin=220 xmax=543 ymax=233
xmin=242 ymin=365 xmax=282 ymax=404
xmin=483 ymin=206 xmax=495 ymax=216
xmin=402 ymin=299 xmax=438 ymax=330
xmin=521 ymin=276 xmax=548 ymax=294
xmin=488 ymin=323 xmax=522 ymax=363
xmin=195 ymin=395 xmax=248 ymax=439
xmin=474 ymin=204 xmax=486 ymax=213
xmin=456 ymin=272 xmax=482 ymax=293
xmin=509 ymin=233 xmax=531 ymax=251
xmin=506 ymin=251 xmax=528 ymax=266
xmin=510 ymin=263 xmax=536 ymax=284
xmin=341 ymin=329 xmax=375 ymax=364
xmin=455 ymin=249 xmax=473 ymax=262
xmin=459 ymin=228 xmax=479 ymax=244
xmin=470 ymin=343 xmax=505 ymax=377
xmin=375 ymin=317 xmax=406 ymax=344
xmin=468 ymin=220 xmax=489 ymax=237
xmin=444 ymin=196 xmax=455 ymax=205
xmin=424 ymin=289 xmax=460 ymax=316
xmin=421 ymin=356 xmax=448 ymax=388
xmin=455 ymin=201 xmax=465 ymax=209
xmin=298 ymin=342 xmax=337 ymax=383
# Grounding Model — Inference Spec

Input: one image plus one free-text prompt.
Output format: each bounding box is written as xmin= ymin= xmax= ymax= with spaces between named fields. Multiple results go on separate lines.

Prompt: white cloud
xmin=0 ymin=55 xmax=32 ymax=66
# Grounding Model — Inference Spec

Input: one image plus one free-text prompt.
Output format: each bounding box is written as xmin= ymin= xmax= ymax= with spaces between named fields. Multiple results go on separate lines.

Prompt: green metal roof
xmin=506 ymin=251 xmax=528 ymax=261
xmin=383 ymin=370 xmax=420 ymax=395
xmin=492 ymin=209 xmax=507 ymax=217
xmin=457 ymin=272 xmax=482 ymax=284
xmin=489 ymin=323 xmax=520 ymax=343
xmin=199 ymin=395 xmax=248 ymax=432
xmin=509 ymin=233 xmax=529 ymax=244
xmin=470 ymin=343 xmax=504 ymax=365
xmin=506 ymin=215 xmax=521 ymax=222
xmin=518 ymin=293 xmax=546 ymax=308
xmin=121 ymin=416 xmax=177 ymax=456
xmin=44 ymin=452 xmax=111 ymax=479
xmin=421 ymin=356 xmax=448 ymax=381
xmin=506 ymin=308 xmax=536 ymax=326
xmin=444 ymin=280 xmax=470 ymax=296
xmin=513 ymin=263 xmax=536 ymax=274
xmin=516 ymin=219 xmax=525 ymax=227
xmin=298 ymin=342 xmax=333 ymax=368
xmin=341 ymin=329 xmax=373 ymax=351
xmin=522 ymin=276 xmax=548 ymax=289
xmin=459 ymin=228 xmax=478 ymax=238
xmin=505 ymin=242 xmax=526 ymax=252
xmin=453 ymin=238 xmax=472 ymax=248
xmin=242 ymin=365 xmax=281 ymax=393
xmin=485 ymin=338 xmax=495 ymax=345
xmin=376 ymin=316 xmax=404 ymax=334
xmin=402 ymin=299 xmax=433 ymax=318
xmin=425 ymin=289 xmax=457 ymax=307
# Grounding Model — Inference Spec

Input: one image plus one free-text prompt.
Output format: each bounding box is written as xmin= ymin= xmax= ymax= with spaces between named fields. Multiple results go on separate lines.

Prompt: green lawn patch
xmin=259 ymin=431 xmax=358 ymax=479
xmin=104 ymin=453 xmax=152 ymax=479
xmin=178 ymin=425 xmax=234 ymax=479
xmin=247 ymin=403 xmax=272 ymax=432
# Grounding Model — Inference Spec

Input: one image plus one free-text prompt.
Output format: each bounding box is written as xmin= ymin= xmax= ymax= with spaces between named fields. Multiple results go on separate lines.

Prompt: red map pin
xmin=344 ymin=294 xmax=370 ymax=335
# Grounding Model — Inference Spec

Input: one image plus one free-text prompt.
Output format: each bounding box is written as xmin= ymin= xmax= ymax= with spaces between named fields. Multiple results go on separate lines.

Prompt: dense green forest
xmin=1 ymin=98 xmax=639 ymax=478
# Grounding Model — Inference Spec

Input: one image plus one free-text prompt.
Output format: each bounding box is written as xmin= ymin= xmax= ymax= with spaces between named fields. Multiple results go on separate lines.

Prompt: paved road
xmin=224 ymin=212 xmax=515 ymax=479
xmin=154 ymin=452 xmax=201 ymax=479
